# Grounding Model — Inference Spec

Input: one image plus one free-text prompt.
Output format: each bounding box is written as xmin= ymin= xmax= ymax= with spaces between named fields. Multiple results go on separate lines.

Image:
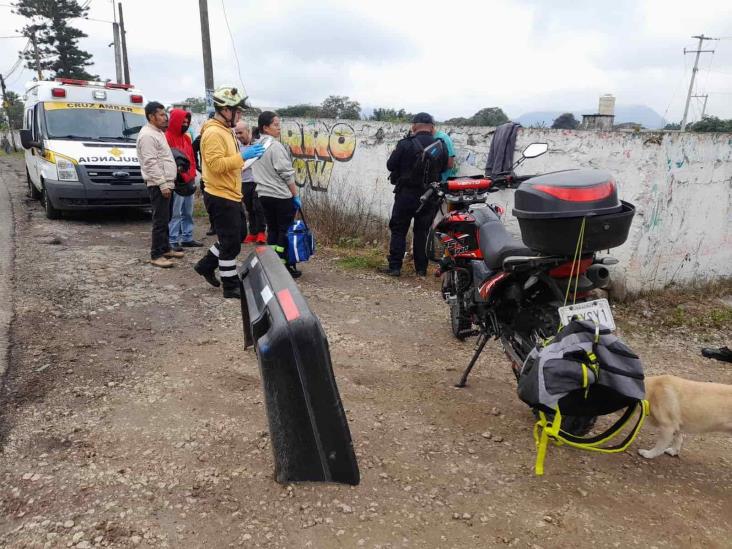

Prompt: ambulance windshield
xmin=44 ymin=105 xmax=146 ymax=142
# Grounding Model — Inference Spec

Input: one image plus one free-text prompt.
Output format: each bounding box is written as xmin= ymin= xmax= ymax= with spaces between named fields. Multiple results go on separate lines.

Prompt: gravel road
xmin=0 ymin=154 xmax=730 ymax=548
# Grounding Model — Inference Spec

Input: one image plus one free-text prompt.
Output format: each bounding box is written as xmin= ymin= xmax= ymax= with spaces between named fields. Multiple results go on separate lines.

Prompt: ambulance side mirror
xmin=19 ymin=129 xmax=40 ymax=150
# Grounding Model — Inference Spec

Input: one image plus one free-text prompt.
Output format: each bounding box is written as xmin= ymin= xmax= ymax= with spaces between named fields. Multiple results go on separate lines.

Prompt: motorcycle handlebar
xmin=416 ymin=186 xmax=436 ymax=214
xmin=489 ymin=173 xmax=537 ymax=190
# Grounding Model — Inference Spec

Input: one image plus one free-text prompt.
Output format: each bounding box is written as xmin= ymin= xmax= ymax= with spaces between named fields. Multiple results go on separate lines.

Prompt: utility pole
xmin=680 ymin=35 xmax=717 ymax=131
xmin=111 ymin=1 xmax=122 ymax=83
xmin=118 ymin=2 xmax=130 ymax=84
xmin=198 ymin=0 xmax=215 ymax=114
xmin=29 ymin=28 xmax=42 ymax=80
xmin=112 ymin=22 xmax=123 ymax=83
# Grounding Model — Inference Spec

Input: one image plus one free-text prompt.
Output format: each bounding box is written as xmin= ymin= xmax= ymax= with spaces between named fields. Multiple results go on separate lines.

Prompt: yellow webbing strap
xmin=533 ymin=400 xmax=649 ymax=476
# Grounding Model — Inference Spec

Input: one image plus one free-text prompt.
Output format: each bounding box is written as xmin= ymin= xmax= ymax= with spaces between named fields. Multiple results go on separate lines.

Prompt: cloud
xmin=0 ymin=0 xmax=730 ymax=121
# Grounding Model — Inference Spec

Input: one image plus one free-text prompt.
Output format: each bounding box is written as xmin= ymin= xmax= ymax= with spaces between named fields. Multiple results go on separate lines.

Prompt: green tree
xmin=1 ymin=91 xmax=24 ymax=129
xmin=182 ymin=97 xmax=206 ymax=114
xmin=444 ymin=107 xmax=509 ymax=127
xmin=320 ymin=95 xmax=361 ymax=120
xmin=369 ymin=108 xmax=413 ymax=122
xmin=13 ymin=0 xmax=97 ymax=80
xmin=551 ymin=112 xmax=579 ymax=130
xmin=278 ymin=104 xmax=322 ymax=118
xmin=688 ymin=116 xmax=732 ymax=133
xmin=471 ymin=107 xmax=509 ymax=127
xmin=663 ymin=122 xmax=681 ymax=130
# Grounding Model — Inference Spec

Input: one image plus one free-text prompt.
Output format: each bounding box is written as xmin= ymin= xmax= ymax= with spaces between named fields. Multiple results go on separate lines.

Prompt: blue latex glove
xmin=241 ymin=144 xmax=265 ymax=161
xmin=293 ymin=195 xmax=302 ymax=210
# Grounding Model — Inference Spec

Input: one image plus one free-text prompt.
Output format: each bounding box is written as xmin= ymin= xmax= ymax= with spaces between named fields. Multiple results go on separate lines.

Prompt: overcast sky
xmin=1 ymin=0 xmax=730 ymax=122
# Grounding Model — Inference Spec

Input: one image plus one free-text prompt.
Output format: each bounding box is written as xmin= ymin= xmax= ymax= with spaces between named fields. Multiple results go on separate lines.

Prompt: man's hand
xmin=161 ymin=187 xmax=172 ymax=199
xmin=241 ymin=144 xmax=266 ymax=161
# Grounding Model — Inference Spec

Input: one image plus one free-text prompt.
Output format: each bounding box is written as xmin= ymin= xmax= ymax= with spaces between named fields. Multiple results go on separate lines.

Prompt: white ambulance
xmin=20 ymin=78 xmax=148 ymax=219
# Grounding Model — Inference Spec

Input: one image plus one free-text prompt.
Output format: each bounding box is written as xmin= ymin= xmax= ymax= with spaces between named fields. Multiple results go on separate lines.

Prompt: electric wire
xmin=220 ymin=0 xmax=247 ymax=97
xmin=663 ymin=52 xmax=689 ymax=122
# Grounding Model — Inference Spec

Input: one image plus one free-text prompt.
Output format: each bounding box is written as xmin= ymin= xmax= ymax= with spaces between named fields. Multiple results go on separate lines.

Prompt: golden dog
xmin=638 ymin=375 xmax=732 ymax=459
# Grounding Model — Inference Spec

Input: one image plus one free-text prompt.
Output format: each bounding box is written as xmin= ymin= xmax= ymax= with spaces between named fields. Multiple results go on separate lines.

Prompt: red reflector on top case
xmin=533 ymin=181 xmax=615 ymax=202
xmin=277 ymin=289 xmax=300 ymax=322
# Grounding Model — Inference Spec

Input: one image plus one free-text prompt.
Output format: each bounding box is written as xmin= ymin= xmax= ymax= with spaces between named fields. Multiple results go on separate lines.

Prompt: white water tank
xmin=599 ymin=94 xmax=616 ymax=116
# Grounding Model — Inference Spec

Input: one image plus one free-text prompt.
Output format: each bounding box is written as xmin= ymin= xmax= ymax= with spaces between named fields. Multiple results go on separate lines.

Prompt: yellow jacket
xmin=200 ymin=118 xmax=245 ymax=202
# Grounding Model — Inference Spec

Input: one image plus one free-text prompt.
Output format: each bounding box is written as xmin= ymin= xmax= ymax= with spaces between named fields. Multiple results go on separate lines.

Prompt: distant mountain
xmin=515 ymin=105 xmax=667 ymax=130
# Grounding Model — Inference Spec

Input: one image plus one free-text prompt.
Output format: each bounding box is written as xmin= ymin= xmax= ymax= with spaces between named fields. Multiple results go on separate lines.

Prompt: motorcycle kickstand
xmin=455 ymin=331 xmax=490 ymax=388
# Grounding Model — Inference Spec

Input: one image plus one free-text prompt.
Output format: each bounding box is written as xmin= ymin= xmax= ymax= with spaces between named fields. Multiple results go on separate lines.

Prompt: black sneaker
xmin=287 ymin=265 xmax=303 ymax=279
xmin=170 ymin=244 xmax=184 ymax=252
xmin=194 ymin=264 xmax=220 ymax=288
xmin=701 ymin=346 xmax=732 ymax=363
xmin=416 ymin=270 xmax=427 ymax=277
xmin=181 ymin=239 xmax=204 ymax=248
xmin=377 ymin=266 xmax=401 ymax=277
xmin=223 ymin=285 xmax=241 ymax=299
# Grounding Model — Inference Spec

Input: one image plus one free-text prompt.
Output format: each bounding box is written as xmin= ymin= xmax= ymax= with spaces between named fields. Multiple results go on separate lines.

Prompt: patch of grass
xmin=616 ymin=278 xmax=732 ymax=335
xmin=192 ymin=193 xmax=208 ymax=218
xmin=302 ymin=180 xmax=389 ymax=247
xmin=336 ymin=247 xmax=384 ymax=270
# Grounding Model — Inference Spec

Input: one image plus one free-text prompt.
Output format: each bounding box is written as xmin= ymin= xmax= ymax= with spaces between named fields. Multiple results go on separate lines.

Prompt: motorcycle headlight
xmin=56 ymin=157 xmax=79 ymax=182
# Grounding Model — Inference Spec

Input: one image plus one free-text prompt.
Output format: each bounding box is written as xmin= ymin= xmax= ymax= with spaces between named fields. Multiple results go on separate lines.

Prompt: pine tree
xmin=13 ymin=0 xmax=97 ymax=80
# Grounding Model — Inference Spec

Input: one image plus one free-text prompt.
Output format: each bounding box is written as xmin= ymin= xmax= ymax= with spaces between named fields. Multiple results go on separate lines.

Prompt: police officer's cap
xmin=412 ymin=112 xmax=435 ymax=125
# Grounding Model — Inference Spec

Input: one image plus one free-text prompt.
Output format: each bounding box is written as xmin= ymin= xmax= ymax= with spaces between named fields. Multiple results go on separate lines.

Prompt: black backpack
xmin=400 ymin=137 xmax=444 ymax=189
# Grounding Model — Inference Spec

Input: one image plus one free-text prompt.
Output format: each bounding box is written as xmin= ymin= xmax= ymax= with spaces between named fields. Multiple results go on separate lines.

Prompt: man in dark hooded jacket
xmin=166 ymin=109 xmax=202 ymax=249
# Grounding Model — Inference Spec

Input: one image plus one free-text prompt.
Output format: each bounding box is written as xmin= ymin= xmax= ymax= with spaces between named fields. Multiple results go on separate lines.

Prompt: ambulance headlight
xmin=56 ymin=157 xmax=79 ymax=182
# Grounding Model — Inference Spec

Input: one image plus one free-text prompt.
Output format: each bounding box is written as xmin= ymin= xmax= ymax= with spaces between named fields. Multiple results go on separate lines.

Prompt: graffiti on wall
xmin=280 ymin=121 xmax=357 ymax=191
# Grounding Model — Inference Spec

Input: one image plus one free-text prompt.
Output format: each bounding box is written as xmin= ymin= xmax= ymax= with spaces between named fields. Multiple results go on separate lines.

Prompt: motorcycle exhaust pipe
xmin=586 ymin=264 xmax=610 ymax=289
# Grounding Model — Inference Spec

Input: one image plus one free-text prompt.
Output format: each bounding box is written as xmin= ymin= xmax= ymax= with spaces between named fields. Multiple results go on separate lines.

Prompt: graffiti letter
xmin=306 ymin=160 xmax=334 ymax=191
xmin=329 ymin=123 xmax=356 ymax=162
xmin=281 ymin=122 xmax=304 ymax=157
xmin=292 ymin=157 xmax=309 ymax=188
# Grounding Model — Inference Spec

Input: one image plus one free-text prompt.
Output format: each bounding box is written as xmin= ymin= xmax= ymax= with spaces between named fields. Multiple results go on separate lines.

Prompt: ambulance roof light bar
xmin=53 ymin=78 xmax=136 ymax=90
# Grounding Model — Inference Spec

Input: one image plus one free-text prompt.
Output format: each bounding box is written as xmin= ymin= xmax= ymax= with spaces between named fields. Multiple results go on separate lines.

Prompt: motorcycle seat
xmin=474 ymin=208 xmax=532 ymax=270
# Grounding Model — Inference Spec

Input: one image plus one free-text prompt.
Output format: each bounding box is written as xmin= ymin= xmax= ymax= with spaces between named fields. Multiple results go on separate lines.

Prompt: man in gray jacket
xmin=136 ymin=101 xmax=183 ymax=268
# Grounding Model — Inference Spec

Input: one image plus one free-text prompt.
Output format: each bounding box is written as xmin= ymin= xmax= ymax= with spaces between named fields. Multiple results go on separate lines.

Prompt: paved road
xmin=0 ymin=158 xmax=16 ymax=379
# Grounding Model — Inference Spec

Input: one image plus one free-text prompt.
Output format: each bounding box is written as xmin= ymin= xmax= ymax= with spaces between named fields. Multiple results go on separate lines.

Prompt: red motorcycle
xmin=420 ymin=143 xmax=635 ymax=434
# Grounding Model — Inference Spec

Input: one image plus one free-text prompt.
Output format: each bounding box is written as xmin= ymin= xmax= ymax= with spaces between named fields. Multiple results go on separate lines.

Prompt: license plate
xmin=558 ymin=298 xmax=616 ymax=331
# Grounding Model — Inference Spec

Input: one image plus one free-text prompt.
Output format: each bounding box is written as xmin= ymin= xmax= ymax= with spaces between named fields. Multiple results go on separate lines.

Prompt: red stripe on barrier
xmin=277 ymin=289 xmax=301 ymax=322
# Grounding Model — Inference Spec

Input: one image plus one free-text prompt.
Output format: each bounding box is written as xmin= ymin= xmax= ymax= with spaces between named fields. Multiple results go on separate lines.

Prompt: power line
xmin=663 ymin=50 xmax=689 ymax=121
xmin=220 ymin=0 xmax=247 ymax=98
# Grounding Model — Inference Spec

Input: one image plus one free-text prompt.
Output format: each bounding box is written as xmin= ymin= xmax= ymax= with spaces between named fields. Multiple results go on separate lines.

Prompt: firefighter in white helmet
xmin=194 ymin=86 xmax=264 ymax=298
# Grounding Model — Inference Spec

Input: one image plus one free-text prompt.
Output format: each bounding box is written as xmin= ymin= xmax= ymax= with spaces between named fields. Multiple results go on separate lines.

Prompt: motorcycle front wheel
xmin=450 ymin=295 xmax=472 ymax=340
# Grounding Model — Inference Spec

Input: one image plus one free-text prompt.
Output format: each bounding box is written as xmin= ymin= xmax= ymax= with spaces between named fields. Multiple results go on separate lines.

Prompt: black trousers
xmin=148 ymin=185 xmax=171 ymax=259
xmin=200 ymin=179 xmax=216 ymax=231
xmin=388 ymin=190 xmax=435 ymax=272
xmin=259 ymin=195 xmax=295 ymax=265
xmin=195 ymin=193 xmax=243 ymax=290
xmin=243 ymin=180 xmax=266 ymax=235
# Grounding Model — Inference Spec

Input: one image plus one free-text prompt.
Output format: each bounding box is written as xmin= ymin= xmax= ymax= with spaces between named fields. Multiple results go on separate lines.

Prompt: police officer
xmin=381 ymin=112 xmax=448 ymax=277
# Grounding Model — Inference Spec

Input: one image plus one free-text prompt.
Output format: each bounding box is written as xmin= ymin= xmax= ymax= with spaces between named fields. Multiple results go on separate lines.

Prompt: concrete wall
xmin=191 ymin=116 xmax=732 ymax=294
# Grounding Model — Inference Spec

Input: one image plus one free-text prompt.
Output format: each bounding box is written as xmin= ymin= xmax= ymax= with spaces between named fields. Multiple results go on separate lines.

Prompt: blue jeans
xmin=169 ymin=193 xmax=194 ymax=245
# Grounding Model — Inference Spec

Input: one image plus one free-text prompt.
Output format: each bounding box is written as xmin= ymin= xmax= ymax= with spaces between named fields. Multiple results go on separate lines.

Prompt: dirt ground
xmin=0 ymin=154 xmax=730 ymax=549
